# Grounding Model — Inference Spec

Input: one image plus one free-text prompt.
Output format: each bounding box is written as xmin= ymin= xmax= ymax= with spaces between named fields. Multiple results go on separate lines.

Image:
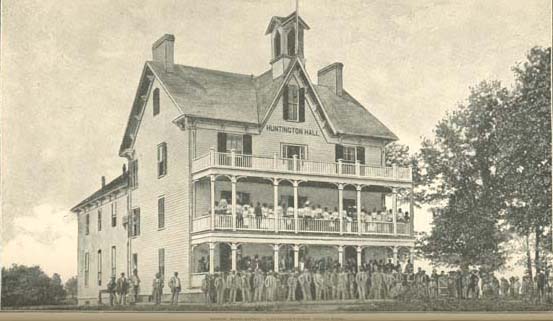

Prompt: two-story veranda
xmin=189 ymin=147 xmax=415 ymax=284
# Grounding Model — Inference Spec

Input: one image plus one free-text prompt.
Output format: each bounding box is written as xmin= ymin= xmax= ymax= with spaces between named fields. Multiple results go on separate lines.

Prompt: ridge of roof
xmin=71 ymin=173 xmax=129 ymax=212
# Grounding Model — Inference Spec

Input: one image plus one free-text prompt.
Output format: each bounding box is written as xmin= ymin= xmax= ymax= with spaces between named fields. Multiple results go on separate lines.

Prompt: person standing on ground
xmin=214 ymin=273 xmax=224 ymax=304
xmin=168 ymin=272 xmax=181 ymax=305
xmin=287 ymin=271 xmax=298 ymax=301
xmin=201 ymin=274 xmax=210 ymax=304
xmin=152 ymin=273 xmax=164 ymax=305
xmin=107 ymin=276 xmax=117 ymax=306
xmin=116 ymin=272 xmax=129 ymax=305
xmin=130 ymin=269 xmax=141 ymax=304
xmin=253 ymin=269 xmax=265 ymax=302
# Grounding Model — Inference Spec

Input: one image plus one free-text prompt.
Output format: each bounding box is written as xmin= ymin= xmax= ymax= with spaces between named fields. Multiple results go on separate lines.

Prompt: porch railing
xmin=192 ymin=215 xmax=413 ymax=236
xmin=192 ymin=150 xmax=412 ymax=182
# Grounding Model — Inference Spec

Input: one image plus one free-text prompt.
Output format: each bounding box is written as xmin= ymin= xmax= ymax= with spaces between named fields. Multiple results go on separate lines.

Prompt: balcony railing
xmin=192 ymin=150 xmax=412 ymax=182
xmin=192 ymin=214 xmax=413 ymax=236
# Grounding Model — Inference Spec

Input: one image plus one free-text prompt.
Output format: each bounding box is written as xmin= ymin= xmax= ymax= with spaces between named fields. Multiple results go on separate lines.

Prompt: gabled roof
xmin=119 ymin=58 xmax=399 ymax=155
xmin=265 ymin=11 xmax=310 ymax=35
xmin=71 ymin=173 xmax=128 ymax=212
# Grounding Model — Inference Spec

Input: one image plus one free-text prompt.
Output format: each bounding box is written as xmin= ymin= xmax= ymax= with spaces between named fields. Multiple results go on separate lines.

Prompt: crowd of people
xmin=199 ymin=259 xmax=553 ymax=305
xmin=211 ymin=197 xmax=411 ymax=229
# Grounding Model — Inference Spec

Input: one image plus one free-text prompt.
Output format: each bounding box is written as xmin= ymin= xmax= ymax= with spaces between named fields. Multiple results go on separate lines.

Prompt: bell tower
xmin=265 ymin=11 xmax=310 ymax=79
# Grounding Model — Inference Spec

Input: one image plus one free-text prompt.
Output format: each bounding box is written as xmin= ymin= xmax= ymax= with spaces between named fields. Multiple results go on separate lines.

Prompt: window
xmin=111 ymin=246 xmax=116 ymax=277
xmin=157 ymin=143 xmax=167 ymax=177
xmin=97 ymin=250 xmax=102 ymax=286
xmin=158 ymin=197 xmax=165 ymax=229
xmin=132 ymin=253 xmax=138 ymax=272
xmin=274 ymin=30 xmax=281 ymax=57
xmin=335 ymin=145 xmax=366 ymax=164
xmin=153 ymin=88 xmax=160 ymax=116
xmin=158 ymin=248 xmax=165 ymax=277
xmin=111 ymin=202 xmax=117 ymax=227
xmin=226 ymin=134 xmax=243 ymax=153
xmin=217 ymin=133 xmax=252 ymax=155
xmin=131 ymin=208 xmax=140 ymax=236
xmin=85 ymin=214 xmax=90 ymax=235
xmin=84 ymin=252 xmax=89 ymax=287
xmin=283 ymin=85 xmax=305 ymax=122
xmin=97 ymin=209 xmax=102 ymax=231
xmin=343 ymin=146 xmax=356 ymax=163
xmin=287 ymin=28 xmax=296 ymax=56
xmin=130 ymin=160 xmax=138 ymax=188
xmin=282 ymin=144 xmax=307 ymax=160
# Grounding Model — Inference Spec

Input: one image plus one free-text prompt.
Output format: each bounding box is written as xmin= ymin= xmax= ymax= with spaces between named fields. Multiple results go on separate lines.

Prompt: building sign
xmin=266 ymin=124 xmax=319 ymax=137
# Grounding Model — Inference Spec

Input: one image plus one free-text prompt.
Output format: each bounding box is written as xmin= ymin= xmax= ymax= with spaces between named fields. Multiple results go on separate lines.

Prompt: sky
xmin=1 ymin=0 xmax=551 ymax=281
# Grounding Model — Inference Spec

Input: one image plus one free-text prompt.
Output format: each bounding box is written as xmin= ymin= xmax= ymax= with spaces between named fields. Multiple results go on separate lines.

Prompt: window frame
xmin=342 ymin=145 xmax=357 ymax=163
xmin=158 ymin=196 xmax=165 ymax=230
xmin=225 ymin=134 xmax=243 ymax=154
xmin=85 ymin=214 xmax=90 ymax=235
xmin=111 ymin=202 xmax=117 ymax=227
xmin=157 ymin=142 xmax=167 ymax=178
xmin=111 ymin=246 xmax=116 ymax=278
xmin=97 ymin=209 xmax=102 ymax=232
xmin=286 ymin=85 xmax=300 ymax=122
xmin=281 ymin=143 xmax=308 ymax=160
xmin=131 ymin=208 xmax=141 ymax=237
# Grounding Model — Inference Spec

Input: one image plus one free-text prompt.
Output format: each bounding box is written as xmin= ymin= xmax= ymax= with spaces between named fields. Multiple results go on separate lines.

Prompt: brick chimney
xmin=317 ymin=62 xmax=344 ymax=96
xmin=152 ymin=34 xmax=175 ymax=73
xmin=101 ymin=176 xmax=106 ymax=188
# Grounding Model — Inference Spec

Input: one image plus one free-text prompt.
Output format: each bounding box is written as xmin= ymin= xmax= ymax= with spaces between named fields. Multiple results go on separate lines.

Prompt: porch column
xmin=231 ymin=176 xmax=237 ymax=231
xmin=273 ymin=179 xmax=279 ymax=233
xmin=210 ymin=175 xmax=216 ymax=231
xmin=392 ymin=188 xmax=398 ymax=235
xmin=293 ymin=244 xmax=300 ymax=269
xmin=393 ymin=246 xmax=399 ymax=265
xmin=338 ymin=245 xmax=344 ymax=267
xmin=293 ymin=180 xmax=299 ymax=234
xmin=356 ymin=246 xmax=362 ymax=272
xmin=356 ymin=185 xmax=362 ymax=235
xmin=231 ymin=243 xmax=238 ymax=271
xmin=409 ymin=185 xmax=415 ymax=235
xmin=273 ymin=244 xmax=279 ymax=272
xmin=409 ymin=247 xmax=415 ymax=265
xmin=338 ymin=184 xmax=344 ymax=235
xmin=209 ymin=242 xmax=215 ymax=274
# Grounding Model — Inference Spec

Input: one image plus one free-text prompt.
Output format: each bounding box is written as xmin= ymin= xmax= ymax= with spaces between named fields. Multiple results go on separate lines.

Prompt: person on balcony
xmin=236 ymin=203 xmax=244 ymax=228
xmin=218 ymin=198 xmax=228 ymax=214
xmin=268 ymin=205 xmax=275 ymax=220
xmin=254 ymin=202 xmax=262 ymax=229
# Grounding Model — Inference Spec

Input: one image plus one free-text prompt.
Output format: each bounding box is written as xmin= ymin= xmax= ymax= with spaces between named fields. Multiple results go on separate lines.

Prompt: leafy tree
xmin=496 ymin=46 xmax=552 ymax=276
xmin=1 ymin=264 xmax=67 ymax=307
xmin=64 ymin=276 xmax=78 ymax=300
xmin=416 ymin=81 xmax=510 ymax=270
xmin=385 ymin=142 xmax=421 ymax=206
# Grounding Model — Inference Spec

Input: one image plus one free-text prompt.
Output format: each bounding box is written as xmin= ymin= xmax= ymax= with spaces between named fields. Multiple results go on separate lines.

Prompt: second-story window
xmin=157 ymin=143 xmax=167 ymax=177
xmin=335 ymin=145 xmax=365 ymax=164
xmin=130 ymin=160 xmax=138 ymax=188
xmin=217 ymin=133 xmax=252 ymax=155
xmin=153 ymin=88 xmax=160 ymax=116
xmin=131 ymin=208 xmax=140 ymax=236
xmin=158 ymin=197 xmax=165 ymax=229
xmin=283 ymin=85 xmax=305 ymax=122
xmin=111 ymin=202 xmax=117 ymax=227
xmin=97 ymin=209 xmax=102 ymax=231
xmin=85 ymin=214 xmax=90 ymax=235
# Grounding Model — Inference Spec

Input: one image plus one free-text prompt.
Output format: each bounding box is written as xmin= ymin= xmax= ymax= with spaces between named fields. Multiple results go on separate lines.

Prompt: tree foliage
xmin=64 ymin=276 xmax=78 ymax=300
xmin=1 ymin=264 xmax=67 ymax=307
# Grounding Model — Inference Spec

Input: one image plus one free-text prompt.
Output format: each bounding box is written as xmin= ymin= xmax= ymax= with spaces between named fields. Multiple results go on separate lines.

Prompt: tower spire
xmin=295 ymin=0 xmax=299 ymax=56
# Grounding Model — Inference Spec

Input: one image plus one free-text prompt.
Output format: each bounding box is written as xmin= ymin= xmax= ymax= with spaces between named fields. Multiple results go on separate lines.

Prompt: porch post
xmin=231 ymin=176 xmax=237 ymax=231
xmin=230 ymin=148 xmax=236 ymax=167
xmin=338 ymin=245 xmax=344 ymax=267
xmin=293 ymin=180 xmax=299 ymax=234
xmin=392 ymin=188 xmax=398 ymax=235
xmin=409 ymin=185 xmax=415 ymax=235
xmin=338 ymin=184 xmax=344 ymax=235
xmin=273 ymin=244 xmax=279 ymax=272
xmin=356 ymin=185 xmax=362 ymax=235
xmin=293 ymin=244 xmax=300 ymax=269
xmin=356 ymin=246 xmax=362 ymax=272
xmin=231 ymin=243 xmax=238 ymax=271
xmin=393 ymin=246 xmax=399 ymax=265
xmin=409 ymin=247 xmax=415 ymax=265
xmin=273 ymin=179 xmax=279 ymax=233
xmin=209 ymin=242 xmax=215 ymax=274
xmin=210 ymin=175 xmax=216 ymax=231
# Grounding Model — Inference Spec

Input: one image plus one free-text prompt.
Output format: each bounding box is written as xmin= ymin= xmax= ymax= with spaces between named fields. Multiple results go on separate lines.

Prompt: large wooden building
xmin=71 ymin=11 xmax=415 ymax=304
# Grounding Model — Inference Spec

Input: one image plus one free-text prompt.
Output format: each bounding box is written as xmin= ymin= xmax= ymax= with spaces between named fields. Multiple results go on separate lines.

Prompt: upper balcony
xmin=192 ymin=149 xmax=412 ymax=185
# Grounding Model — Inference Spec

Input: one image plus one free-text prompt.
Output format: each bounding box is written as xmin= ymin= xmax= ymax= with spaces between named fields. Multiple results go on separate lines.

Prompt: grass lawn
xmin=3 ymin=299 xmax=553 ymax=312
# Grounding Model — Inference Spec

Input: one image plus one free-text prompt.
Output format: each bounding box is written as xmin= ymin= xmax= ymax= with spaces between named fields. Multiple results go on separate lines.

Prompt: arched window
xmin=274 ymin=31 xmax=281 ymax=58
xmin=287 ymin=28 xmax=296 ymax=56
xmin=153 ymin=88 xmax=160 ymax=116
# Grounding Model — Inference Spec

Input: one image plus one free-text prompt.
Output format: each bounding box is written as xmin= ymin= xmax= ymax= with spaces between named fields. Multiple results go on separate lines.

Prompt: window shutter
xmin=298 ymin=88 xmax=305 ymax=122
xmin=283 ymin=86 xmax=289 ymax=120
xmin=335 ymin=144 xmax=344 ymax=162
xmin=243 ymin=134 xmax=252 ymax=155
xmin=217 ymin=132 xmax=227 ymax=152
xmin=356 ymin=146 xmax=365 ymax=164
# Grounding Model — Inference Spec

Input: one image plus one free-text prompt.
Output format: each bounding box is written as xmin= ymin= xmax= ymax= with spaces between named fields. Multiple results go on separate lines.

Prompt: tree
xmin=1 ymin=264 xmax=67 ymax=307
xmin=64 ymin=276 xmax=78 ymax=300
xmin=416 ymin=81 xmax=510 ymax=270
xmin=385 ymin=142 xmax=421 ymax=205
xmin=496 ymin=47 xmax=552 ymax=277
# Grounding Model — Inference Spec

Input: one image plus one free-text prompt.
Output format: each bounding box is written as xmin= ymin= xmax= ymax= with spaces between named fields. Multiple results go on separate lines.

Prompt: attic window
xmin=153 ymin=88 xmax=160 ymax=116
xmin=283 ymin=85 xmax=305 ymax=122
xmin=274 ymin=31 xmax=281 ymax=57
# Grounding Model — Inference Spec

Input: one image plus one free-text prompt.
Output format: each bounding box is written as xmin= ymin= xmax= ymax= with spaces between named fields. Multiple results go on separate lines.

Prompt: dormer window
xmin=274 ymin=31 xmax=281 ymax=58
xmin=283 ymin=84 xmax=305 ymax=122
xmin=287 ymin=28 xmax=296 ymax=56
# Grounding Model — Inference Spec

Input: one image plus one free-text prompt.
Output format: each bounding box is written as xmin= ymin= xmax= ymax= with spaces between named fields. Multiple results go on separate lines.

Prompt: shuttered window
xmin=158 ymin=197 xmax=165 ymax=229
xmin=132 ymin=208 xmax=140 ymax=236
xmin=336 ymin=145 xmax=366 ymax=164
xmin=85 ymin=214 xmax=90 ymax=235
xmin=157 ymin=142 xmax=167 ymax=177
xmin=217 ymin=133 xmax=252 ymax=155
xmin=111 ymin=202 xmax=117 ymax=227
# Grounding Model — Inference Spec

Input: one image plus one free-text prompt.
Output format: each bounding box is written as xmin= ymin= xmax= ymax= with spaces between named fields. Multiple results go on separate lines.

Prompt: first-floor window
xmin=97 ymin=250 xmax=102 ymax=286
xmin=158 ymin=248 xmax=165 ymax=278
xmin=282 ymin=144 xmax=307 ymax=159
xmin=84 ymin=252 xmax=89 ymax=287
xmin=158 ymin=197 xmax=165 ymax=229
xmin=111 ymin=246 xmax=116 ymax=277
